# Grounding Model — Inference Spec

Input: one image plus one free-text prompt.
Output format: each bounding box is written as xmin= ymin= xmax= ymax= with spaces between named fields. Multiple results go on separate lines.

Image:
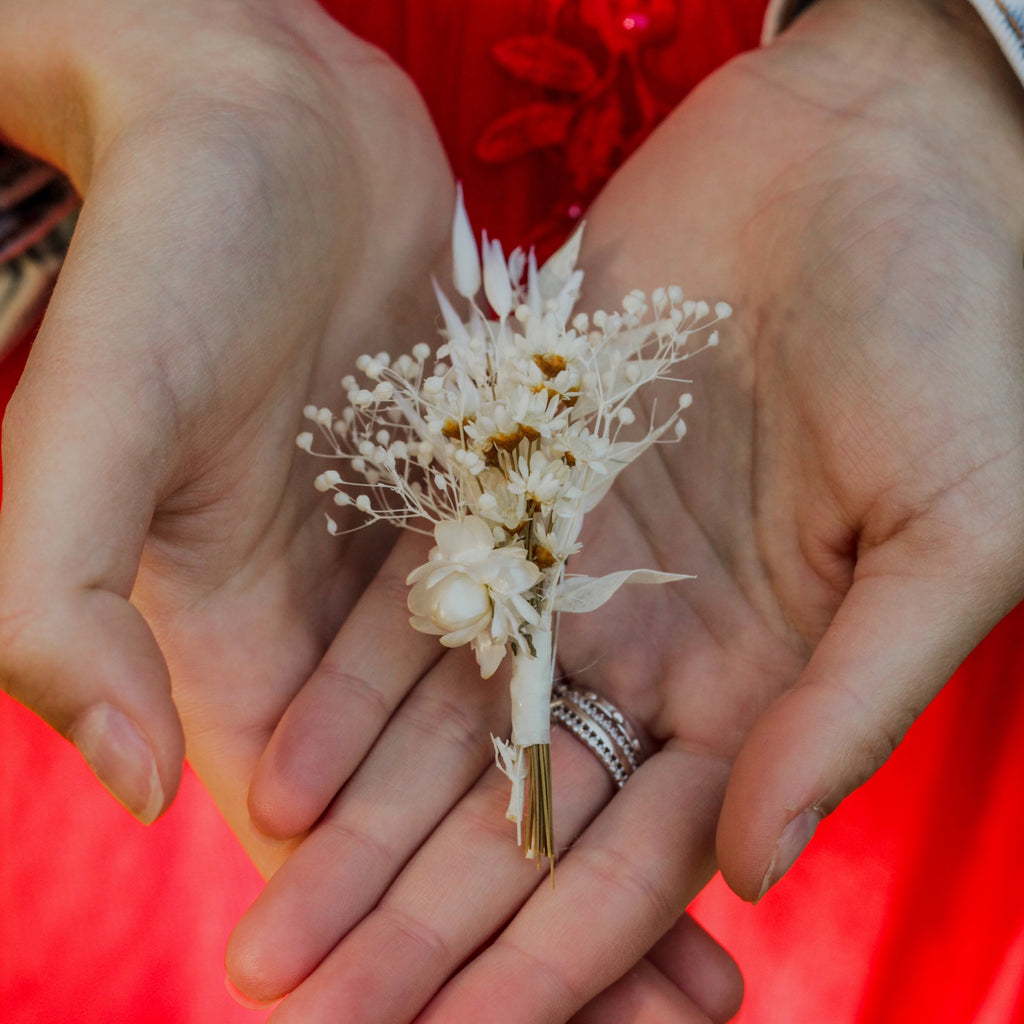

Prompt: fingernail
xmin=69 ymin=703 xmax=164 ymax=825
xmin=225 ymin=977 xmax=282 ymax=1010
xmin=757 ymin=807 xmax=821 ymax=901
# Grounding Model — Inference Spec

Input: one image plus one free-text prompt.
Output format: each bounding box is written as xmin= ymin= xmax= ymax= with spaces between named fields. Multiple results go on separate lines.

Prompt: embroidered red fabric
xmin=1 ymin=3 xmax=1022 ymax=1022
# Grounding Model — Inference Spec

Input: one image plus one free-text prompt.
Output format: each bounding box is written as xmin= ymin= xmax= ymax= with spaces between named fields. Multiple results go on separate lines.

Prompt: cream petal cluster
xmin=407 ymin=517 xmax=541 ymax=677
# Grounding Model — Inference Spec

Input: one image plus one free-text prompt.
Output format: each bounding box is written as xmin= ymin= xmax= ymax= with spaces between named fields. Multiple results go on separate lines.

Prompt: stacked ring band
xmin=550 ymin=683 xmax=643 ymax=787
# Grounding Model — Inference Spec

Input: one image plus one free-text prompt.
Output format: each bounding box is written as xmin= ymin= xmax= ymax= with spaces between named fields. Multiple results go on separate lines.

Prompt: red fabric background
xmin=1 ymin=2 xmax=1022 ymax=1022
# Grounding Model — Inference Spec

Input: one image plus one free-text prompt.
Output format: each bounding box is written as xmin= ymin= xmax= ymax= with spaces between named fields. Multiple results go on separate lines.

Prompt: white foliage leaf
xmin=538 ymin=221 xmax=584 ymax=300
xmin=552 ymin=568 xmax=693 ymax=614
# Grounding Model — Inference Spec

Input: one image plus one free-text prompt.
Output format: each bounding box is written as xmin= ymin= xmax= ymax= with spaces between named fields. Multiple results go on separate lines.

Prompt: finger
xmin=569 ymin=915 xmax=744 ymax=1024
xmin=228 ymin=645 xmax=507 ymax=1000
xmin=248 ymin=530 xmax=442 ymax=839
xmin=568 ymin=959 xmax=716 ymax=1024
xmin=0 ymin=250 xmax=186 ymax=822
xmin=717 ymin=562 xmax=1023 ymax=903
xmin=245 ymin=725 xmax=615 ymax=1024
xmin=414 ymin=745 xmax=730 ymax=1024
xmin=646 ymin=916 xmax=743 ymax=1024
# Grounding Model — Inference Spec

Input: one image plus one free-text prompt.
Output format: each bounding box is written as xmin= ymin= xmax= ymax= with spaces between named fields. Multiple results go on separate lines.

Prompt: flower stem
xmin=524 ymin=742 xmax=555 ymax=873
xmin=499 ymin=621 xmax=556 ymax=865
xmin=509 ymin=623 xmax=553 ymax=748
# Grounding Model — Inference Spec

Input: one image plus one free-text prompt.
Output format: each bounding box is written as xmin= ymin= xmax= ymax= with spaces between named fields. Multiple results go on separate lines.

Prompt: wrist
xmin=764 ymin=0 xmax=1024 ymax=170
xmin=0 ymin=0 xmax=340 ymax=190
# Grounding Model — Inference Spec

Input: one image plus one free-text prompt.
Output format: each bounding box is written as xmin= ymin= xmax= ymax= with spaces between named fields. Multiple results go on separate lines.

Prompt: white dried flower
xmin=406 ymin=517 xmax=541 ymax=677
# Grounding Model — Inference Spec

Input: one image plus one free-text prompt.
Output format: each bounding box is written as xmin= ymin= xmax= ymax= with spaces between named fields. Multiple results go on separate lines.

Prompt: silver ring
xmin=550 ymin=683 xmax=643 ymax=787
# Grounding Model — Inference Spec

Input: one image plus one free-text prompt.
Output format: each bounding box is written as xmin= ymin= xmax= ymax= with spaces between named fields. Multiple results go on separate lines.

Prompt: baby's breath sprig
xmin=298 ymin=185 xmax=730 ymax=866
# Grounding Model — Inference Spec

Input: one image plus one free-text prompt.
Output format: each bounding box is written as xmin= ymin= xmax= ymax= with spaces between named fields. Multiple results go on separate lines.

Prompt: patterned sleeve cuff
xmin=762 ymin=0 xmax=1024 ymax=88
xmin=0 ymin=144 xmax=78 ymax=357
xmin=760 ymin=0 xmax=814 ymax=44
xmin=960 ymin=1 xmax=1024 ymax=83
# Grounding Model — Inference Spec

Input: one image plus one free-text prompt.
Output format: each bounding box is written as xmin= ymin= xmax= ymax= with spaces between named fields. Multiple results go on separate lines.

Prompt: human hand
xmin=0 ymin=3 xmax=747 ymax=1019
xmin=0 ymin=0 xmax=455 ymax=871
xmin=227 ymin=0 xmax=1024 ymax=1019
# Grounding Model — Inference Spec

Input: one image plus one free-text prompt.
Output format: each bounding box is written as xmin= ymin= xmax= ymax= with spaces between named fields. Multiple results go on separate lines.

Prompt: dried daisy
xmin=298 ymin=186 xmax=730 ymax=866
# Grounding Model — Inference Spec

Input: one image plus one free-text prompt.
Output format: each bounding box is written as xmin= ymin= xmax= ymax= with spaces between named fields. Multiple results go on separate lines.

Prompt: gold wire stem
xmin=523 ymin=742 xmax=555 ymax=880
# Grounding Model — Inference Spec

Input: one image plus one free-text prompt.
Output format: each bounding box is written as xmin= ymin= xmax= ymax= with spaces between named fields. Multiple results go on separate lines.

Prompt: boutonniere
xmin=299 ymin=187 xmax=729 ymax=868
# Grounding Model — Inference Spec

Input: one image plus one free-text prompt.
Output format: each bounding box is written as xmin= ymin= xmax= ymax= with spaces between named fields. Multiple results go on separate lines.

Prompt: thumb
xmin=0 ymin=314 xmax=185 ymax=824
xmin=716 ymin=555 xmax=1022 ymax=903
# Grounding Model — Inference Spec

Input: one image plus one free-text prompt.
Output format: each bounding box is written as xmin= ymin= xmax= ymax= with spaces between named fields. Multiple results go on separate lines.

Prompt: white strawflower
xmin=406 ymin=517 xmax=541 ymax=679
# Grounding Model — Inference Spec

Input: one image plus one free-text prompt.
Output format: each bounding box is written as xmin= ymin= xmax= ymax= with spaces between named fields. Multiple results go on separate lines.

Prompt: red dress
xmin=1 ymin=3 xmax=1022 ymax=1022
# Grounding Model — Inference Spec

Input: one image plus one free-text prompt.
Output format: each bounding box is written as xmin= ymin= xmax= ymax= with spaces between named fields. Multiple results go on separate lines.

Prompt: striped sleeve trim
xmin=763 ymin=0 xmax=1024 ymax=87
xmin=964 ymin=1 xmax=1024 ymax=84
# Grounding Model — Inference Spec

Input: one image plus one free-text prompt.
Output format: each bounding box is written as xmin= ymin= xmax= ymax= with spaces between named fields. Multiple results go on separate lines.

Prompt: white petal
xmin=408 ymin=614 xmax=446 ymax=637
xmin=432 ymin=278 xmax=470 ymax=345
xmin=452 ymin=183 xmax=481 ymax=299
xmin=482 ymin=231 xmax=513 ymax=319
xmin=527 ymin=249 xmax=542 ymax=318
xmin=434 ymin=515 xmax=494 ymax=556
xmin=538 ymin=221 xmax=585 ymax=300
xmin=552 ymin=268 xmax=584 ymax=326
xmin=552 ymin=569 xmax=694 ymax=614
xmin=474 ymin=635 xmax=507 ymax=678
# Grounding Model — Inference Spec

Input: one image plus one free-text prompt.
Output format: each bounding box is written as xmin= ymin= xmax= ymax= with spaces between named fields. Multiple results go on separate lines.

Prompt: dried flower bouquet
xmin=298 ymin=187 xmax=729 ymax=865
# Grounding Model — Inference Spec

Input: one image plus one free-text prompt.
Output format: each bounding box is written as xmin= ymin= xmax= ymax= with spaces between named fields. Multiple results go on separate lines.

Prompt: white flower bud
xmin=296 ymin=432 xmax=314 ymax=451
xmin=622 ymin=293 xmax=644 ymax=316
xmin=452 ymin=184 xmax=481 ymax=299
xmin=429 ymin=573 xmax=492 ymax=632
xmin=413 ymin=343 xmax=432 ymax=362
xmin=314 ymin=470 xmax=342 ymax=491
xmin=355 ymin=495 xmax=372 ymax=512
xmin=715 ymin=301 xmax=733 ymax=319
xmin=482 ymin=231 xmax=513 ymax=319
